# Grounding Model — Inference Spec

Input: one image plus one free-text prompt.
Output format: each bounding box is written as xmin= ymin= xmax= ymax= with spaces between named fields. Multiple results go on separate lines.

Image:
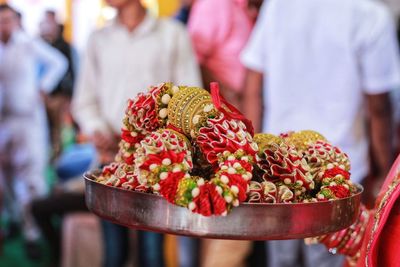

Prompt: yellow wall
xmin=64 ymin=0 xmax=73 ymax=42
xmin=143 ymin=0 xmax=180 ymax=17
xmin=158 ymin=0 xmax=180 ymax=17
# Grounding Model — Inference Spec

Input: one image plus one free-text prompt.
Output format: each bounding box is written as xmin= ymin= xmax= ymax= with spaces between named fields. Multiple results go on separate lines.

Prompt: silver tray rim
xmin=84 ymin=171 xmax=363 ymax=240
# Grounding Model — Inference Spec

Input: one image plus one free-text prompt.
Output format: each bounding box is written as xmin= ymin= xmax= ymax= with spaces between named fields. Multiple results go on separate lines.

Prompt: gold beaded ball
xmin=284 ymin=130 xmax=327 ymax=152
xmin=253 ymin=133 xmax=284 ymax=156
xmin=167 ymin=87 xmax=213 ymax=136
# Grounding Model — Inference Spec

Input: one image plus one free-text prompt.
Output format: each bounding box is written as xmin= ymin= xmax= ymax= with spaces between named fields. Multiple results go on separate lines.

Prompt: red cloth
xmin=356 ymin=155 xmax=400 ymax=267
xmin=378 ymin=214 xmax=400 ymax=267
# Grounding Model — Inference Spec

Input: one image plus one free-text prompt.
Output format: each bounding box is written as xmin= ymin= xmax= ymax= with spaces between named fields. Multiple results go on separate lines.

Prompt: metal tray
xmin=84 ymin=172 xmax=362 ymax=240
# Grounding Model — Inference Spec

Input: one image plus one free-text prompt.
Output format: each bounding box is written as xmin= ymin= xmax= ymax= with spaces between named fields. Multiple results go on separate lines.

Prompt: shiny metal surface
xmin=84 ymin=172 xmax=363 ymax=240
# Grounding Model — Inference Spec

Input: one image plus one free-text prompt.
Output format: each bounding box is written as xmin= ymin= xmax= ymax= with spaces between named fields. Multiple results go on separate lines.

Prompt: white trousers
xmin=0 ymin=112 xmax=48 ymax=240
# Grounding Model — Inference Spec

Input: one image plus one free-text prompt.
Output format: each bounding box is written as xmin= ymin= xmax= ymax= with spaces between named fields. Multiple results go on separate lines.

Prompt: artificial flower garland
xmin=98 ymin=83 xmax=356 ymax=216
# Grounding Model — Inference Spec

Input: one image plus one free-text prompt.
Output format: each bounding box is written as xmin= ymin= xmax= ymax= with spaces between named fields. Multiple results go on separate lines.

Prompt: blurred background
xmin=0 ymin=0 xmax=399 ymax=267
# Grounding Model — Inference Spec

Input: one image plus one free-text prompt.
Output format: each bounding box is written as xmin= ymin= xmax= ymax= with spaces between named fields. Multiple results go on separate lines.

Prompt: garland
xmin=97 ymin=82 xmax=356 ymax=216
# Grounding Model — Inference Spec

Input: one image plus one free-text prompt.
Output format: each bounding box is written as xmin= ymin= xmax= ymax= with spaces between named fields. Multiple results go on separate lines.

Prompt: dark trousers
xmin=101 ymin=220 xmax=165 ymax=267
xmin=31 ymin=192 xmax=88 ymax=263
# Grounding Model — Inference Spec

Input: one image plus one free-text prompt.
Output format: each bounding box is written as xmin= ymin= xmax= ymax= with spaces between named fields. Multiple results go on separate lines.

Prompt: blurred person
xmin=188 ymin=0 xmax=254 ymax=109
xmin=15 ymin=10 xmax=22 ymax=29
xmin=246 ymin=0 xmax=263 ymax=23
xmin=187 ymin=1 xmax=261 ymax=267
xmin=31 ymin=142 xmax=96 ymax=267
xmin=241 ymin=0 xmax=400 ymax=266
xmin=0 ymin=4 xmax=67 ymax=259
xmin=175 ymin=0 xmax=194 ymax=24
xmin=71 ymin=0 xmax=201 ymax=267
xmin=40 ymin=10 xmax=76 ymax=159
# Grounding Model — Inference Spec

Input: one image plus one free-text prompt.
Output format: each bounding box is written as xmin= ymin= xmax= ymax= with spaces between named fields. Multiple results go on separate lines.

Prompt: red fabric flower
xmin=193 ymin=185 xmax=212 ymax=216
xmin=329 ymin=185 xmax=350 ymax=198
xmin=102 ymin=162 xmax=119 ymax=176
xmin=126 ymin=92 xmax=160 ymax=133
xmin=159 ymin=171 xmax=186 ymax=203
xmin=258 ymin=143 xmax=314 ymax=190
xmin=323 ymin=167 xmax=350 ymax=180
xmin=196 ymin=116 xmax=257 ymax=166
xmin=140 ymin=151 xmax=190 ymax=171
xmin=207 ymin=183 xmax=227 ymax=215
xmin=121 ymin=129 xmax=144 ymax=144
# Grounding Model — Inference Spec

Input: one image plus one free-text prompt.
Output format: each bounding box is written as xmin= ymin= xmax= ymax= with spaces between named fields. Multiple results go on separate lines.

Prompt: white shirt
xmin=241 ymin=0 xmax=400 ymax=182
xmin=72 ymin=14 xmax=202 ymax=135
xmin=0 ymin=30 xmax=68 ymax=117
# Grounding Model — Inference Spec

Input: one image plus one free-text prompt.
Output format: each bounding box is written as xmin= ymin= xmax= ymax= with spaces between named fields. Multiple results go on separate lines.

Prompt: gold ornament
xmin=284 ymin=130 xmax=326 ymax=152
xmin=167 ymin=87 xmax=212 ymax=136
xmin=253 ymin=133 xmax=284 ymax=155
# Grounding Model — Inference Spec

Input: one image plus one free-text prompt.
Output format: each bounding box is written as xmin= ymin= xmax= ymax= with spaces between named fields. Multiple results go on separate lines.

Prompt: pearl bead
xmin=215 ymin=186 xmax=223 ymax=195
xmin=220 ymin=175 xmax=229 ymax=184
xmin=161 ymin=94 xmax=171 ymax=105
xmin=227 ymin=155 xmax=235 ymax=161
xmin=197 ymin=178 xmax=205 ymax=186
xmin=191 ymin=187 xmax=200 ymax=198
xmin=172 ymin=86 xmax=180 ymax=94
xmin=192 ymin=115 xmax=200 ymax=125
xmin=233 ymin=162 xmax=241 ymax=169
xmin=188 ymin=202 xmax=196 ymax=210
xmin=227 ymin=167 xmax=236 ymax=174
xmin=149 ymin=164 xmax=158 ymax=171
xmin=162 ymin=158 xmax=172 ymax=166
xmin=284 ymin=178 xmax=291 ymax=185
xmin=224 ymin=195 xmax=233 ymax=203
xmin=159 ymin=172 xmax=168 ymax=180
xmin=159 ymin=108 xmax=168 ymax=119
xmin=153 ymin=183 xmax=160 ymax=191
xmin=172 ymin=166 xmax=181 ymax=173
xmin=230 ymin=185 xmax=239 ymax=194
xmin=203 ymin=104 xmax=213 ymax=113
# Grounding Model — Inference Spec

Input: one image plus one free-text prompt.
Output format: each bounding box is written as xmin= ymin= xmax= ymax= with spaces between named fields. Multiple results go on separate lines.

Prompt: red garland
xmin=323 ymin=167 xmax=350 ymax=180
xmin=126 ymin=93 xmax=159 ymax=132
xmin=193 ymin=185 xmax=213 ymax=216
xmin=159 ymin=171 xmax=186 ymax=203
xmin=196 ymin=116 xmax=257 ymax=166
xmin=124 ymin=155 xmax=135 ymax=165
xmin=121 ymin=129 xmax=141 ymax=144
xmin=207 ymin=183 xmax=227 ymax=215
xmin=140 ymin=151 xmax=189 ymax=171
xmin=102 ymin=163 xmax=119 ymax=176
xmin=329 ymin=185 xmax=350 ymax=198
